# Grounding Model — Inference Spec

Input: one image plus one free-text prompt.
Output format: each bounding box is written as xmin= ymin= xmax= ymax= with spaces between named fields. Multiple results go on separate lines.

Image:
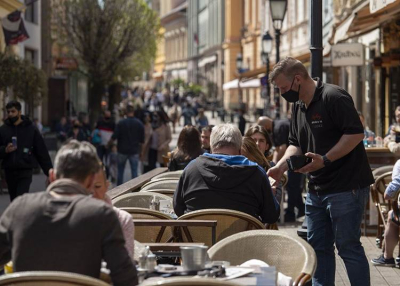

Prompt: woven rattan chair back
xmin=177 ymin=209 xmax=265 ymax=247
xmin=143 ymin=277 xmax=239 ymax=286
xmin=112 ymin=192 xmax=172 ymax=209
xmin=208 ymin=230 xmax=316 ymax=285
xmin=0 ymin=271 xmax=109 ymax=286
xmin=120 ymin=207 xmax=174 ymax=243
xmin=141 ymin=179 xmax=179 ymax=192
xmin=151 ymin=171 xmax=184 ymax=181
xmin=372 ymin=165 xmax=394 ymax=179
xmin=372 ymin=171 xmax=393 ymax=248
xmin=141 ymin=189 xmax=175 ymax=198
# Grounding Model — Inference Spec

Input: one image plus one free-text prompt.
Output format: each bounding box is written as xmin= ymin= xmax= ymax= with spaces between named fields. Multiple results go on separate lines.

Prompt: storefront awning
xmin=334 ymin=0 xmax=400 ymax=43
xmin=198 ymin=55 xmax=217 ymax=68
xmin=223 ymin=79 xmax=260 ymax=91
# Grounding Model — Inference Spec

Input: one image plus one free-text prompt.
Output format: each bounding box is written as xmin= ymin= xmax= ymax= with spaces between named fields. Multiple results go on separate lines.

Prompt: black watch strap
xmin=322 ymin=155 xmax=332 ymax=167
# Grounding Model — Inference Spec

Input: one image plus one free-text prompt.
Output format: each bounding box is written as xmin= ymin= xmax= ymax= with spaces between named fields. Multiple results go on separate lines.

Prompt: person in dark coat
xmin=0 ymin=101 xmax=53 ymax=201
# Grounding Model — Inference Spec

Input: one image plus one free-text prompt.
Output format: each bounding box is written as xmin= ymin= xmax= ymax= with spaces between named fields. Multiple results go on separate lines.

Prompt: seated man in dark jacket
xmin=173 ymin=124 xmax=280 ymax=224
xmin=0 ymin=140 xmax=137 ymax=286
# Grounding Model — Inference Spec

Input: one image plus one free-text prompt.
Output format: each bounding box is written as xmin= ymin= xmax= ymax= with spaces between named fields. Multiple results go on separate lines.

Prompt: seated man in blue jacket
xmin=173 ymin=123 xmax=279 ymax=224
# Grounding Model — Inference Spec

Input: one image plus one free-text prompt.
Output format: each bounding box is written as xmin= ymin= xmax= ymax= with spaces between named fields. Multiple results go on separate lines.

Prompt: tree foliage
xmin=56 ymin=0 xmax=159 ymax=123
xmin=0 ymin=53 xmax=47 ymax=116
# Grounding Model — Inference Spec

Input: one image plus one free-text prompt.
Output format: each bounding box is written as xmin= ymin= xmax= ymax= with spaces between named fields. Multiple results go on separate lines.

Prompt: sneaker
xmin=371 ymin=254 xmax=396 ymax=267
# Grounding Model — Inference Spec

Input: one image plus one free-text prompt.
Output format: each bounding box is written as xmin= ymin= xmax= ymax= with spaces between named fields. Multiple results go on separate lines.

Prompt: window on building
xmin=199 ymin=0 xmax=208 ymax=11
xmin=25 ymin=48 xmax=36 ymax=65
xmin=198 ymin=8 xmax=208 ymax=52
xmin=298 ymin=0 xmax=304 ymax=23
xmin=25 ymin=0 xmax=36 ymax=23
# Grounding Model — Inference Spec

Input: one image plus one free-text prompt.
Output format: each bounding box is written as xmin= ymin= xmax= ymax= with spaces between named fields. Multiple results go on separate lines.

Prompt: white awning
xmin=198 ymin=55 xmax=217 ymax=68
xmin=333 ymin=14 xmax=355 ymax=44
xmin=223 ymin=79 xmax=260 ymax=90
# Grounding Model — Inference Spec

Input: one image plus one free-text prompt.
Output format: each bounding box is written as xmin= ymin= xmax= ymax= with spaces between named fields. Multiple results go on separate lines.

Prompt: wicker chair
xmin=0 ymin=271 xmax=109 ymax=285
xmin=144 ymin=277 xmax=240 ymax=286
xmin=121 ymin=207 xmax=174 ymax=243
xmin=371 ymin=171 xmax=393 ymax=248
xmin=140 ymin=179 xmax=179 ymax=192
xmin=372 ymin=165 xmax=394 ymax=178
xmin=112 ymin=192 xmax=172 ymax=209
xmin=141 ymin=189 xmax=175 ymax=198
xmin=208 ymin=230 xmax=316 ymax=286
xmin=151 ymin=171 xmax=184 ymax=181
xmin=177 ymin=209 xmax=265 ymax=247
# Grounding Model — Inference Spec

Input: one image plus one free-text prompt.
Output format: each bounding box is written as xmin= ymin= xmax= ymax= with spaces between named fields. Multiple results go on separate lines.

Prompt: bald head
xmin=257 ymin=116 xmax=273 ymax=131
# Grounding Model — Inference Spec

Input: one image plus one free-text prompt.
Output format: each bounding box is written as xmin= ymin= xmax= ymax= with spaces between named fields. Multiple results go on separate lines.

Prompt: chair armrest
xmin=294 ymin=272 xmax=312 ymax=286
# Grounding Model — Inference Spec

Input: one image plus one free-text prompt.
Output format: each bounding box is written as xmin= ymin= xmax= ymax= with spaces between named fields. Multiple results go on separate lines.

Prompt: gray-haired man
xmin=173 ymin=124 xmax=279 ymax=224
xmin=0 ymin=140 xmax=137 ymax=286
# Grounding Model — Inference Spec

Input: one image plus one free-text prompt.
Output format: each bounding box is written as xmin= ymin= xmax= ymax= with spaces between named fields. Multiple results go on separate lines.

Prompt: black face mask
xmin=281 ymin=77 xmax=301 ymax=103
xmin=104 ymin=117 xmax=110 ymax=120
xmin=9 ymin=116 xmax=19 ymax=124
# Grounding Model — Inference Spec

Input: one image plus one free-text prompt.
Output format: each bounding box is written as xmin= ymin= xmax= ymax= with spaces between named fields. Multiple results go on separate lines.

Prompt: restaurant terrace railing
xmin=107 ymin=167 xmax=168 ymax=200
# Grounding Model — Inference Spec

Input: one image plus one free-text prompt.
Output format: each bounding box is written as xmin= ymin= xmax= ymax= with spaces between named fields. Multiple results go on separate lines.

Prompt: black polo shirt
xmin=288 ymin=79 xmax=374 ymax=194
xmin=272 ymin=119 xmax=290 ymax=147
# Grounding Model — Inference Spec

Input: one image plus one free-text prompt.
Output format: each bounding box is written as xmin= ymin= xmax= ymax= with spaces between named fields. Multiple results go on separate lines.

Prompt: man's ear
xmin=84 ymin=174 xmax=96 ymax=192
xmin=49 ymin=169 xmax=56 ymax=183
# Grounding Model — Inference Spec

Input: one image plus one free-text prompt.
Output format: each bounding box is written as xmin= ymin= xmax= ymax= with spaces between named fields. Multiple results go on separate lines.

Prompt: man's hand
xmin=5 ymin=143 xmax=16 ymax=154
xmin=267 ymin=166 xmax=284 ymax=187
xmin=296 ymin=152 xmax=324 ymax=174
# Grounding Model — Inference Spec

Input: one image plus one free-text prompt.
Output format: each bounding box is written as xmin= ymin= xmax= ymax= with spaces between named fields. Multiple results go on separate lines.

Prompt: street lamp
xmin=261 ymin=31 xmax=273 ymax=116
xmin=236 ymin=53 xmax=243 ymax=72
xmin=270 ymin=0 xmax=287 ymax=119
xmin=236 ymin=53 xmax=243 ymax=105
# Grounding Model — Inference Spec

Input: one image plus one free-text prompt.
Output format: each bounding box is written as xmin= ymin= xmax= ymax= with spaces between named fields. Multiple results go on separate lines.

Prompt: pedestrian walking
xmin=111 ymin=105 xmax=144 ymax=185
xmin=267 ymin=57 xmax=374 ymax=286
xmin=96 ymin=110 xmax=116 ymax=163
xmin=0 ymin=101 xmax=53 ymax=201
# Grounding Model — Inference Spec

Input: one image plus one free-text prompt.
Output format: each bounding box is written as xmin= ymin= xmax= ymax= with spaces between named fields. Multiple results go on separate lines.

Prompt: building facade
xmin=160 ymin=0 xmax=188 ymax=83
xmin=187 ymin=0 xmax=225 ymax=104
xmin=41 ymin=0 xmax=89 ymax=127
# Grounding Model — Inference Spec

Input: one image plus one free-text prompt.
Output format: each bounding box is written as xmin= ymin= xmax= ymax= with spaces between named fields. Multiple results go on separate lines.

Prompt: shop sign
xmin=370 ymin=0 xmax=396 ymax=13
xmin=55 ymin=57 xmax=78 ymax=70
xmin=331 ymin=43 xmax=364 ymax=67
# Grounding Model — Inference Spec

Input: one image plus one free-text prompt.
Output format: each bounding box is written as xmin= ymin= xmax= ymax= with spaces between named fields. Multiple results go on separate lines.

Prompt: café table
xmin=140 ymin=266 xmax=277 ymax=286
xmin=365 ymin=147 xmax=398 ymax=169
xmin=132 ymin=219 xmax=218 ymax=246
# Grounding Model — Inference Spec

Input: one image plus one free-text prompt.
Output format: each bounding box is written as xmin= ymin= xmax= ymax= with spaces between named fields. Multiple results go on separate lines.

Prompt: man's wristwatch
xmin=322 ymin=155 xmax=332 ymax=167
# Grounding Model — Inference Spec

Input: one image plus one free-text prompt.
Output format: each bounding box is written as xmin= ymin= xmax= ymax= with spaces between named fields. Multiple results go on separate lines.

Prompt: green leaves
xmin=0 ymin=53 xmax=47 ymax=107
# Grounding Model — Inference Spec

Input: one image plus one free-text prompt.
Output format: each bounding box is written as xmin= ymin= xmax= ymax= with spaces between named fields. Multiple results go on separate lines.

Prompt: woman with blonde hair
xmin=241 ymin=136 xmax=282 ymax=204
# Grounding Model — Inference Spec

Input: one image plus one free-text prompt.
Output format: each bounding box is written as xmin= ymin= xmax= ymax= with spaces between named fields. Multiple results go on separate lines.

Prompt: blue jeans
xmin=305 ymin=187 xmax=370 ymax=286
xmin=117 ymin=153 xmax=139 ymax=185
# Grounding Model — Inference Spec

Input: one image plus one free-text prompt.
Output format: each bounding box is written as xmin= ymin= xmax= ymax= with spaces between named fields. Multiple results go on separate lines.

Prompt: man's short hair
xmin=126 ymin=105 xmax=134 ymax=114
xmin=210 ymin=124 xmax=242 ymax=151
xmin=201 ymin=125 xmax=214 ymax=133
xmin=269 ymin=57 xmax=310 ymax=84
xmin=54 ymin=140 xmax=100 ymax=182
xmin=6 ymin=100 xmax=21 ymax=111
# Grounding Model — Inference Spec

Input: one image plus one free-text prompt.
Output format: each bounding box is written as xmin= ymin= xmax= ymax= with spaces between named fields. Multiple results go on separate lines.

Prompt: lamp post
xmin=261 ymin=31 xmax=273 ymax=116
xmin=270 ymin=0 xmax=287 ymax=119
xmin=236 ymin=53 xmax=243 ymax=106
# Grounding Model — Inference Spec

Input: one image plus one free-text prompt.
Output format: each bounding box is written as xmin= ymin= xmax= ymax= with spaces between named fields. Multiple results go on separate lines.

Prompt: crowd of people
xmin=1 ymin=57 xmax=400 ymax=286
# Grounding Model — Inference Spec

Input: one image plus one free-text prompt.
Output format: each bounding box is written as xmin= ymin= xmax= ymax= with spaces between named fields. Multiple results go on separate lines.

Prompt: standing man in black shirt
xmin=110 ymin=106 xmax=144 ymax=185
xmin=267 ymin=58 xmax=373 ymax=286
xmin=258 ymin=116 xmax=305 ymax=221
